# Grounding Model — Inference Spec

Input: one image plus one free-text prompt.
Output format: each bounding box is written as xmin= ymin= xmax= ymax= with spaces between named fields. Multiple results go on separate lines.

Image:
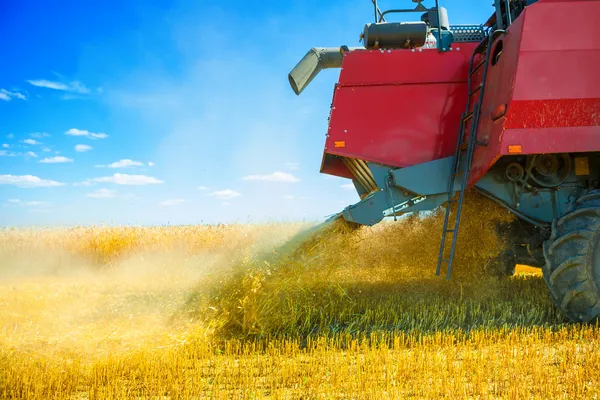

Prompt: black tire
xmin=543 ymin=190 xmax=600 ymax=322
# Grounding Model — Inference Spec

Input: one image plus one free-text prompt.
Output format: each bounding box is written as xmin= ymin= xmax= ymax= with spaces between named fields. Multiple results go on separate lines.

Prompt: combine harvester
xmin=289 ymin=0 xmax=600 ymax=322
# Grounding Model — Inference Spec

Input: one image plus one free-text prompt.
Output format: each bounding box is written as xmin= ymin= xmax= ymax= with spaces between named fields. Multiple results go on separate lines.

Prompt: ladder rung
xmin=459 ymin=139 xmax=487 ymax=151
xmin=470 ymin=60 xmax=485 ymax=75
xmin=469 ymin=85 xmax=482 ymax=96
xmin=435 ymin=30 xmax=505 ymax=279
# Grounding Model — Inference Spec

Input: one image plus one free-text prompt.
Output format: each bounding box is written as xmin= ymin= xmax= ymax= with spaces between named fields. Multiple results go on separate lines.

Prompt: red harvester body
xmin=322 ymin=0 xmax=600 ymax=188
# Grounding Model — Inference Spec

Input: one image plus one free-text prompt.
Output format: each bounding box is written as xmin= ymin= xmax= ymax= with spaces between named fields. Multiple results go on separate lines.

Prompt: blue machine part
xmin=431 ymin=29 xmax=454 ymax=51
xmin=335 ymin=158 xmax=453 ymax=226
xmin=335 ymin=154 xmax=593 ymax=228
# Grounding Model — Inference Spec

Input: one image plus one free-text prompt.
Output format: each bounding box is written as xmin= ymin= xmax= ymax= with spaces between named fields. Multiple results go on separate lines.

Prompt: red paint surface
xmin=325 ymin=83 xmax=466 ymax=167
xmin=501 ymin=126 xmax=600 ymax=155
xmin=320 ymin=154 xmax=354 ymax=179
xmin=468 ymin=12 xmax=525 ymax=185
xmin=320 ymin=0 xmax=600 ymax=183
xmin=505 ymin=99 xmax=600 ymax=129
xmin=470 ymin=0 xmax=600 ymax=186
xmin=321 ymin=44 xmax=477 ymax=176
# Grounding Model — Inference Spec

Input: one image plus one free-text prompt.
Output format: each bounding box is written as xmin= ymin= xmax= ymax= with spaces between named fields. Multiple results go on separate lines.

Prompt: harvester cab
xmin=289 ymin=0 xmax=600 ymax=322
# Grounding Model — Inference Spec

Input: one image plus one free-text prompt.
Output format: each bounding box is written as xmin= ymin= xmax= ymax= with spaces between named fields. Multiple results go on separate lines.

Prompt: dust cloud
xmin=0 ymin=224 xmax=308 ymax=356
xmin=0 ymin=193 xmax=516 ymax=355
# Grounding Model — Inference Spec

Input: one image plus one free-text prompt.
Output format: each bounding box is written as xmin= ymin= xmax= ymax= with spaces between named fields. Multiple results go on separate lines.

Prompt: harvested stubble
xmin=1 ymin=191 xmax=598 ymax=399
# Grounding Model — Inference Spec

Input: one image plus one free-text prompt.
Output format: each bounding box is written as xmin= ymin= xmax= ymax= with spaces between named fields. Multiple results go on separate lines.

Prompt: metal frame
xmin=331 ymin=153 xmax=593 ymax=238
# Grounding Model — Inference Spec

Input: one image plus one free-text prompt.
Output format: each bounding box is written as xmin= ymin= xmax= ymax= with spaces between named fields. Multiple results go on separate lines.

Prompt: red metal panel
xmin=321 ymin=0 xmax=600 ymax=184
xmin=321 ymin=44 xmax=476 ymax=171
xmin=469 ymin=0 xmax=600 ymax=186
xmin=320 ymin=153 xmax=354 ymax=179
xmin=325 ymin=83 xmax=466 ymax=168
xmin=506 ymin=99 xmax=600 ymax=129
xmin=468 ymin=14 xmax=524 ymax=185
xmin=338 ymin=45 xmax=477 ymax=86
xmin=501 ymin=126 xmax=600 ymax=154
xmin=512 ymin=51 xmax=600 ymax=101
xmin=520 ymin=0 xmax=600 ymax=52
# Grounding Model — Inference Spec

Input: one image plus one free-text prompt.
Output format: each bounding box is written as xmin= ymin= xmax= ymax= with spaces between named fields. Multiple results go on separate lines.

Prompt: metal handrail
xmin=371 ymin=0 xmax=386 ymax=22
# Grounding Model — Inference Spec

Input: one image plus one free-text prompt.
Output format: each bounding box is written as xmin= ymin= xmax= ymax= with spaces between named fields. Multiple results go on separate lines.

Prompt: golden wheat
xmin=1 ymin=192 xmax=598 ymax=399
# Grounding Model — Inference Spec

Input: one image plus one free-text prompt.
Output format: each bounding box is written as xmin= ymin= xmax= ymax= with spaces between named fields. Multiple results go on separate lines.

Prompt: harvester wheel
xmin=542 ymin=190 xmax=600 ymax=322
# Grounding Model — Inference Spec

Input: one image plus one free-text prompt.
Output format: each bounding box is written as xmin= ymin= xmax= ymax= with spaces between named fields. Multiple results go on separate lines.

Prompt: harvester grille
xmin=343 ymin=157 xmax=378 ymax=196
xmin=450 ymin=25 xmax=487 ymax=43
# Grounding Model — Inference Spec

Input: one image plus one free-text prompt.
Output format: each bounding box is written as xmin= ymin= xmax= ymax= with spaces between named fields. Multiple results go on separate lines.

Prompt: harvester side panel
xmin=500 ymin=0 xmax=600 ymax=155
xmin=320 ymin=43 xmax=478 ymax=177
xmin=469 ymin=0 xmax=600 ymax=186
xmin=319 ymin=84 xmax=355 ymax=180
xmin=468 ymin=10 xmax=524 ymax=186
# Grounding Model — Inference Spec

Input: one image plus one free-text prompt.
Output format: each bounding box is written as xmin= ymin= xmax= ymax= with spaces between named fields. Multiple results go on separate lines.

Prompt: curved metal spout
xmin=288 ymin=47 xmax=359 ymax=95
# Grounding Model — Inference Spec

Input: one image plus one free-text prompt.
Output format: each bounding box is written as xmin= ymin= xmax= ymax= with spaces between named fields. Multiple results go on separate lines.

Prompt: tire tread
xmin=543 ymin=190 xmax=600 ymax=322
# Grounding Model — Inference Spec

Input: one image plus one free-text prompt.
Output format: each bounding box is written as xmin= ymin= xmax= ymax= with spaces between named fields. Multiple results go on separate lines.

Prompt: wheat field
xmin=1 ymin=192 xmax=599 ymax=399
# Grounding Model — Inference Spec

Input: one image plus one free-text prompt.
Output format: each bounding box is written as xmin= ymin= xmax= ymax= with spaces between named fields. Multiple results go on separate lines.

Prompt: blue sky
xmin=0 ymin=0 xmax=493 ymax=226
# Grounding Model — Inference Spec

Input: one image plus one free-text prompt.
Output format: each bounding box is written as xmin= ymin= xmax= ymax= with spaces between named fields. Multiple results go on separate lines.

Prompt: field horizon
xmin=2 ymin=193 xmax=599 ymax=399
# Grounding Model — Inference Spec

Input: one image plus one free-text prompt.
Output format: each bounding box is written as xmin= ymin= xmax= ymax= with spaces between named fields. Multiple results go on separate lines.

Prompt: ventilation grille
xmin=343 ymin=157 xmax=378 ymax=195
xmin=450 ymin=25 xmax=487 ymax=43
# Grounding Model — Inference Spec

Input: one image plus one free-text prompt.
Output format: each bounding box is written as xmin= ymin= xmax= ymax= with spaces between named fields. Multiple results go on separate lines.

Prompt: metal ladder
xmin=435 ymin=30 xmax=505 ymax=279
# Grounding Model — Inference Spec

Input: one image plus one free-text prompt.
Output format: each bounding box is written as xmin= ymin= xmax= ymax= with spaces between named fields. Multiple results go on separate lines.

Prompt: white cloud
xmin=208 ymin=189 xmax=241 ymax=200
xmin=285 ymin=162 xmax=300 ymax=171
xmin=42 ymin=147 xmax=52 ymax=152
xmin=0 ymin=150 xmax=18 ymax=157
xmin=65 ymin=128 xmax=108 ymax=139
xmin=40 ymin=156 xmax=73 ymax=163
xmin=73 ymin=181 xmax=94 ymax=187
xmin=23 ymin=139 xmax=39 ymax=145
xmin=86 ymin=188 xmax=117 ymax=198
xmin=88 ymin=173 xmax=164 ymax=185
xmin=159 ymin=198 xmax=185 ymax=206
xmin=6 ymin=133 xmax=14 ymax=139
xmin=148 ymin=161 xmax=155 ymax=167
xmin=242 ymin=171 xmax=300 ymax=183
xmin=26 ymin=151 xmax=37 ymax=158
xmin=0 ymin=88 xmax=26 ymax=101
xmin=5 ymin=199 xmax=47 ymax=206
xmin=221 ymin=202 xmax=230 ymax=206
xmin=0 ymin=174 xmax=65 ymax=188
xmin=75 ymin=144 xmax=92 ymax=152
xmin=27 ymin=79 xmax=90 ymax=94
xmin=197 ymin=186 xmax=209 ymax=191
xmin=2 ymin=144 xmax=9 ymax=148
xmin=283 ymin=194 xmax=295 ymax=200
xmin=97 ymin=159 xmax=144 ymax=168
xmin=341 ymin=183 xmax=355 ymax=190
xmin=30 ymin=132 xmax=50 ymax=138
xmin=24 ymin=201 xmax=45 ymax=206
